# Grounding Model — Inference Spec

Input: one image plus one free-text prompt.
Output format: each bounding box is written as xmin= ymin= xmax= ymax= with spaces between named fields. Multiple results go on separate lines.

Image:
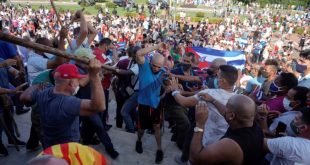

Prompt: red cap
xmin=54 ymin=64 xmax=86 ymax=79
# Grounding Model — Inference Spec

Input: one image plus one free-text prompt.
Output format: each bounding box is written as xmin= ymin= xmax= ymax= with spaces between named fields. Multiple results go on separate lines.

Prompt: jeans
xmin=81 ymin=113 xmax=114 ymax=149
xmin=121 ymin=92 xmax=139 ymax=132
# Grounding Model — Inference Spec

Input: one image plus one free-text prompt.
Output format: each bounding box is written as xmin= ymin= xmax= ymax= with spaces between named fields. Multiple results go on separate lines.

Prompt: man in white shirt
xmin=27 ymin=30 xmax=67 ymax=84
xmin=169 ymin=65 xmax=238 ymax=164
xmin=264 ymin=108 xmax=310 ymax=165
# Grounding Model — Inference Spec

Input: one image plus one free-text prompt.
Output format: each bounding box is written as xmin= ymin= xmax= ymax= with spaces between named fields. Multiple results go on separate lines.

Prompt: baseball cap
xmin=74 ymin=48 xmax=96 ymax=60
xmin=54 ymin=64 xmax=86 ymax=79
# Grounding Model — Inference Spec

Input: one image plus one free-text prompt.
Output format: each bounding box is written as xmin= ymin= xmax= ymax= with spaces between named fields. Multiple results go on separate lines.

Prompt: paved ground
xmin=0 ymin=92 xmax=182 ymax=165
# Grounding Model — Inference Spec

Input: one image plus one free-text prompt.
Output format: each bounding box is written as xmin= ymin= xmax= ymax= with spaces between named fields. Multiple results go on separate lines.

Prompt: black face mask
xmin=296 ymin=63 xmax=307 ymax=73
xmin=207 ymin=69 xmax=215 ymax=76
xmin=261 ymin=70 xmax=269 ymax=78
xmin=182 ymin=63 xmax=191 ymax=71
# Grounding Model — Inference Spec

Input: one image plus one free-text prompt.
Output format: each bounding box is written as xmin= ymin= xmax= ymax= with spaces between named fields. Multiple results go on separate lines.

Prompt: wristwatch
xmin=194 ymin=127 xmax=204 ymax=133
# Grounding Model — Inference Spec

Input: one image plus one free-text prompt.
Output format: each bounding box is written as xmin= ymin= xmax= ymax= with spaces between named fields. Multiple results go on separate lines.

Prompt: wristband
xmin=172 ymin=90 xmax=180 ymax=97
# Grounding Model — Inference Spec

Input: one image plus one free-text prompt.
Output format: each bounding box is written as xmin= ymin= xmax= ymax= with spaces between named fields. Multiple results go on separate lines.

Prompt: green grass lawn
xmin=26 ymin=3 xmax=247 ymax=22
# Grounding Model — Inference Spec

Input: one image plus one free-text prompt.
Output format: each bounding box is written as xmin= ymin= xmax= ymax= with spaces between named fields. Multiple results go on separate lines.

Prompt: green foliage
xmin=96 ymin=0 xmax=107 ymax=2
xmin=58 ymin=7 xmax=65 ymax=13
xmin=106 ymin=2 xmax=116 ymax=8
xmin=124 ymin=12 xmax=138 ymax=17
xmin=84 ymin=11 xmax=91 ymax=15
xmin=80 ymin=2 xmax=91 ymax=7
xmin=235 ymin=0 xmax=309 ymax=7
xmin=191 ymin=17 xmax=203 ymax=22
xmin=94 ymin=4 xmax=102 ymax=10
xmin=196 ymin=12 xmax=205 ymax=18
xmin=294 ymin=27 xmax=310 ymax=35
xmin=208 ymin=18 xmax=224 ymax=24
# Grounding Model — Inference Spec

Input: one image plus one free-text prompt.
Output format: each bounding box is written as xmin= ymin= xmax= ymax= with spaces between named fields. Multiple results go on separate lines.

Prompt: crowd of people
xmin=0 ymin=1 xmax=310 ymax=165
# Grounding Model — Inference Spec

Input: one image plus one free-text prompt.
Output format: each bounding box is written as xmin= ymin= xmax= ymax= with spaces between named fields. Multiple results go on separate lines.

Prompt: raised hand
xmin=2 ymin=59 xmax=17 ymax=67
xmin=195 ymin=101 xmax=209 ymax=127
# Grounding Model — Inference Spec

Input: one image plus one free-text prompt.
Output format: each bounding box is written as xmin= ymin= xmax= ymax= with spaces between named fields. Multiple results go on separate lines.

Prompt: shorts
xmin=137 ymin=104 xmax=162 ymax=130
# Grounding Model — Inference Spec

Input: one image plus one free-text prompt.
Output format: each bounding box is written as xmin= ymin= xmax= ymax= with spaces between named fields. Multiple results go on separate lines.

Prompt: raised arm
xmin=190 ymin=102 xmax=242 ymax=165
xmin=170 ymin=73 xmax=202 ymax=83
xmin=46 ymin=28 xmax=67 ymax=69
xmin=87 ymin=21 xmax=97 ymax=44
xmin=74 ymin=10 xmax=88 ymax=48
xmin=136 ymin=43 xmax=164 ymax=64
xmin=80 ymin=59 xmax=105 ymax=116
xmin=198 ymin=93 xmax=227 ymax=116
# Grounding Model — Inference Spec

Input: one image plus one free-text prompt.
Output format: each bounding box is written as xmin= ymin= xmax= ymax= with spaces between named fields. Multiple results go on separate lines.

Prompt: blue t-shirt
xmin=31 ymin=87 xmax=82 ymax=149
xmin=0 ymin=40 xmax=17 ymax=59
xmin=171 ymin=66 xmax=198 ymax=91
xmin=138 ymin=59 xmax=165 ymax=108
xmin=245 ymin=76 xmax=265 ymax=93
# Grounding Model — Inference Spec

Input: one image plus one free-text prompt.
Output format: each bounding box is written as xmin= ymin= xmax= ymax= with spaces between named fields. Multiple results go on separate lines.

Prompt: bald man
xmin=190 ymin=95 xmax=264 ymax=165
xmin=135 ymin=43 xmax=166 ymax=163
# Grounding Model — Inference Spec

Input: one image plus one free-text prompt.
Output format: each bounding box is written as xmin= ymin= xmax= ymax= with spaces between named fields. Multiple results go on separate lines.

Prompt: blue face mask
xmin=269 ymin=81 xmax=284 ymax=93
xmin=296 ymin=63 xmax=307 ymax=74
xmin=214 ymin=78 xmax=219 ymax=89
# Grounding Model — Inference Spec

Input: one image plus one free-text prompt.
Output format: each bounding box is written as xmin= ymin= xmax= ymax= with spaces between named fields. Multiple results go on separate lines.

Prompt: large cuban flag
xmin=186 ymin=47 xmax=246 ymax=69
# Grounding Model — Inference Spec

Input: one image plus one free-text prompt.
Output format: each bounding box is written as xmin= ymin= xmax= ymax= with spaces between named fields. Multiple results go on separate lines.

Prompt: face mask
xmin=296 ymin=63 xmax=307 ymax=73
xmin=207 ymin=69 xmax=215 ymax=75
xmin=269 ymin=81 xmax=283 ymax=93
xmin=283 ymin=97 xmax=293 ymax=111
xmin=214 ymin=78 xmax=219 ymax=89
xmin=261 ymin=70 xmax=269 ymax=78
xmin=44 ymin=52 xmax=54 ymax=59
xmin=73 ymin=86 xmax=80 ymax=96
xmin=182 ymin=63 xmax=191 ymax=71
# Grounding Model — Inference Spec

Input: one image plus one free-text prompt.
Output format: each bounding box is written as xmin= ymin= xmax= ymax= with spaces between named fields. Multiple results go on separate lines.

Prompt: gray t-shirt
xmin=31 ymin=87 xmax=81 ymax=148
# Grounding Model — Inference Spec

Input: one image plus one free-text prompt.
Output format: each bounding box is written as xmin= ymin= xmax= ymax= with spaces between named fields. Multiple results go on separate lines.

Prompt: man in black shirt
xmin=190 ymin=94 xmax=264 ymax=165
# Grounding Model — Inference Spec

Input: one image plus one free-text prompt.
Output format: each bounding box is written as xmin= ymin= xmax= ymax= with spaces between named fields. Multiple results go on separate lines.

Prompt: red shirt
xmin=93 ymin=48 xmax=112 ymax=89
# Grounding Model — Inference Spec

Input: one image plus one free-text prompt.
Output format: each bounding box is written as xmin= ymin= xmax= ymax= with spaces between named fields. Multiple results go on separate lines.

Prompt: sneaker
xmin=104 ymin=124 xmax=112 ymax=131
xmin=81 ymin=137 xmax=100 ymax=145
xmin=106 ymin=148 xmax=119 ymax=159
xmin=174 ymin=155 xmax=187 ymax=165
xmin=8 ymin=139 xmax=26 ymax=146
xmin=0 ymin=143 xmax=8 ymax=156
xmin=26 ymin=141 xmax=40 ymax=151
xmin=155 ymin=150 xmax=163 ymax=164
xmin=16 ymin=107 xmax=31 ymax=115
xmin=135 ymin=141 xmax=143 ymax=154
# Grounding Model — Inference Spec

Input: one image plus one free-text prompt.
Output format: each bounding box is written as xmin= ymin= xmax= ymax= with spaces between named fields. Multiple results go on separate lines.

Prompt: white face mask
xmin=73 ymin=86 xmax=80 ymax=96
xmin=283 ymin=97 xmax=293 ymax=111
xmin=44 ymin=52 xmax=54 ymax=59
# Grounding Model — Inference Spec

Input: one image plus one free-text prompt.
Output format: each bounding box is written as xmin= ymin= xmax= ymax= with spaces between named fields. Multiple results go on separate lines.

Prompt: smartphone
xmin=275 ymin=121 xmax=287 ymax=137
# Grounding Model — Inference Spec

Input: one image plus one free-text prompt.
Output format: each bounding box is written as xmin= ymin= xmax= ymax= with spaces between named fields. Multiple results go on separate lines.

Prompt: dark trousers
xmin=27 ymin=104 xmax=43 ymax=147
xmin=166 ymin=105 xmax=190 ymax=149
xmin=115 ymin=96 xmax=126 ymax=127
xmin=0 ymin=95 xmax=17 ymax=143
xmin=81 ymin=113 xmax=114 ymax=150
xmin=180 ymin=107 xmax=196 ymax=162
xmin=101 ymin=89 xmax=109 ymax=125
